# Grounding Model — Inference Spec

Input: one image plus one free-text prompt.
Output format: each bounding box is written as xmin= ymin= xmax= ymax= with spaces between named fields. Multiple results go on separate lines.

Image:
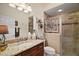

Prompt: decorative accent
xmin=44 ymin=17 xmax=59 ymax=33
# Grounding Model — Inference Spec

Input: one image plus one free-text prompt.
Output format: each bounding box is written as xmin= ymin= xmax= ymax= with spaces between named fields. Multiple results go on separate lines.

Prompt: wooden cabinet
xmin=15 ymin=42 xmax=44 ymax=56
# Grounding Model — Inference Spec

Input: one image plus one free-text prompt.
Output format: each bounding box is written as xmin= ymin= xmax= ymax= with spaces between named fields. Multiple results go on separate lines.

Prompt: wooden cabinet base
xmin=15 ymin=43 xmax=44 ymax=56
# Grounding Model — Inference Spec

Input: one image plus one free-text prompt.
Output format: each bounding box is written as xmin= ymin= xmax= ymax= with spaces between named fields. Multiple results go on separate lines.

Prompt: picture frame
xmin=44 ymin=17 xmax=59 ymax=33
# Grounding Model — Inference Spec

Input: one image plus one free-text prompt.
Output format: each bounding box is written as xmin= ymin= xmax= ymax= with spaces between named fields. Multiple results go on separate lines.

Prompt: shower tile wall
xmin=74 ymin=12 xmax=79 ymax=55
xmin=62 ymin=25 xmax=75 ymax=55
xmin=62 ymin=12 xmax=79 ymax=56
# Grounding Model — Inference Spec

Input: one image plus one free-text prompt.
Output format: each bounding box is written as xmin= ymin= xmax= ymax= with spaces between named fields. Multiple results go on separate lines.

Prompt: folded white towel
xmin=44 ymin=46 xmax=56 ymax=55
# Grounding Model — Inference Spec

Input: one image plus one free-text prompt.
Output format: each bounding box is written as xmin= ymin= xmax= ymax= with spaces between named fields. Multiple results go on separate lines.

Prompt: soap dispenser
xmin=32 ymin=30 xmax=36 ymax=40
xmin=28 ymin=32 xmax=32 ymax=40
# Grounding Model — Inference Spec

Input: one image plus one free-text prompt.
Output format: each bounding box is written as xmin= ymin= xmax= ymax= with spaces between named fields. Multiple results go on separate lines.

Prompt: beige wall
xmin=45 ymin=33 xmax=61 ymax=53
xmin=43 ymin=4 xmax=63 ymax=53
xmin=44 ymin=15 xmax=61 ymax=53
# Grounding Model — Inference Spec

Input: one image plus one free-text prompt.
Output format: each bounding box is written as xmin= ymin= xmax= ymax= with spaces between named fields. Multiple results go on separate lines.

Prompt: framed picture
xmin=44 ymin=17 xmax=59 ymax=33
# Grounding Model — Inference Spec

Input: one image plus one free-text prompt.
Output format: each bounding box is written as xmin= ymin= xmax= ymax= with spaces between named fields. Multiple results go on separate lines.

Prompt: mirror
xmin=28 ymin=16 xmax=44 ymax=39
xmin=0 ymin=16 xmax=15 ymax=40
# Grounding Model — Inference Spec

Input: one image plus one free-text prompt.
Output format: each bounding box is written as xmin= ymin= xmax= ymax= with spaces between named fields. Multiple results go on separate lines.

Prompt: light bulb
xmin=24 ymin=10 xmax=29 ymax=13
xmin=9 ymin=3 xmax=16 ymax=8
xmin=58 ymin=9 xmax=63 ymax=12
xmin=27 ymin=5 xmax=32 ymax=12
xmin=19 ymin=4 xmax=26 ymax=8
xmin=17 ymin=7 xmax=23 ymax=11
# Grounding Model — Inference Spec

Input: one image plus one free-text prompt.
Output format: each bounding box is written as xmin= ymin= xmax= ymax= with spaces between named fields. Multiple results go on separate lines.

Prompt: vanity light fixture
xmin=17 ymin=6 xmax=23 ymax=11
xmin=9 ymin=3 xmax=32 ymax=14
xmin=24 ymin=9 xmax=29 ymax=13
xmin=27 ymin=5 xmax=32 ymax=12
xmin=58 ymin=9 xmax=63 ymax=12
xmin=18 ymin=3 xmax=26 ymax=8
xmin=9 ymin=3 xmax=16 ymax=8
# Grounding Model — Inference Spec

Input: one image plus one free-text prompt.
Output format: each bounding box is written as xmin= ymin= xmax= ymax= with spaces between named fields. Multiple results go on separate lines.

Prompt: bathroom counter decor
xmin=0 ymin=40 xmax=44 ymax=56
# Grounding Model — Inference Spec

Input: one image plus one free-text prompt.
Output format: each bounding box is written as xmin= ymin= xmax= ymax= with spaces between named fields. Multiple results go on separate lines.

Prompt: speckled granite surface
xmin=0 ymin=40 xmax=44 ymax=56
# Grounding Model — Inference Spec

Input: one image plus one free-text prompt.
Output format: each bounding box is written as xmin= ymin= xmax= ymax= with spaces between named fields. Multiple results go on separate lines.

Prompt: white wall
xmin=43 ymin=4 xmax=63 ymax=53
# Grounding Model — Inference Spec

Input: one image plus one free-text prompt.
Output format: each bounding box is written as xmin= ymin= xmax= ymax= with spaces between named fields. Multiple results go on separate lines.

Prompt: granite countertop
xmin=0 ymin=40 xmax=44 ymax=56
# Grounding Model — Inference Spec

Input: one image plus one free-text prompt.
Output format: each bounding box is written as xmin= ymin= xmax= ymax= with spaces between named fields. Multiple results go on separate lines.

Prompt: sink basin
xmin=7 ymin=41 xmax=33 ymax=52
xmin=8 ymin=41 xmax=33 ymax=48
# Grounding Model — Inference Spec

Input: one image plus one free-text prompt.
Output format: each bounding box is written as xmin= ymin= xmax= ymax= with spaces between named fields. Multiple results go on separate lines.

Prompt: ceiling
xmin=45 ymin=3 xmax=79 ymax=16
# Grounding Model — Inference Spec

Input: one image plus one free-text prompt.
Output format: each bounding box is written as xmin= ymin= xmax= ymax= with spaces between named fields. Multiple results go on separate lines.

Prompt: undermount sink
xmin=8 ymin=41 xmax=33 ymax=47
xmin=7 ymin=41 xmax=33 ymax=52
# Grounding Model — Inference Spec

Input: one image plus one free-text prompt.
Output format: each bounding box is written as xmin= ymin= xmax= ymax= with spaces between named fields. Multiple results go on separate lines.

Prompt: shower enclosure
xmin=62 ymin=11 xmax=79 ymax=56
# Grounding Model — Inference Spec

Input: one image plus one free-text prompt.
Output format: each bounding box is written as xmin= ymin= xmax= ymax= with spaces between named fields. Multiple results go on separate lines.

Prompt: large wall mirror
xmin=0 ymin=16 xmax=15 ymax=40
xmin=28 ymin=16 xmax=44 ymax=39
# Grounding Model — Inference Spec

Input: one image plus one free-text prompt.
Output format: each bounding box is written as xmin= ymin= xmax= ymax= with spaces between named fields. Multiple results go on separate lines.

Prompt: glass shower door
xmin=62 ymin=12 xmax=79 ymax=56
xmin=62 ymin=24 xmax=75 ymax=55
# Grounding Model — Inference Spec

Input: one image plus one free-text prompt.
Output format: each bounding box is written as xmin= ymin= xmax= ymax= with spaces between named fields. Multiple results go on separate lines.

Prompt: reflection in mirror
xmin=0 ymin=16 xmax=15 ymax=40
xmin=28 ymin=16 xmax=33 ymax=34
xmin=28 ymin=16 xmax=44 ymax=39
xmin=15 ymin=21 xmax=20 ymax=37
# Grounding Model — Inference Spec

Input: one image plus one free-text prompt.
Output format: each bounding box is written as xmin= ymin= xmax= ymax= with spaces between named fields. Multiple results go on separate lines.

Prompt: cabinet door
xmin=31 ymin=44 xmax=44 ymax=56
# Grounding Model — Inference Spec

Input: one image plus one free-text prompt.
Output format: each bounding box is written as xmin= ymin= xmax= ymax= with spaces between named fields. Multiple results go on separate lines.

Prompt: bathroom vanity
xmin=16 ymin=42 xmax=44 ymax=56
xmin=0 ymin=40 xmax=44 ymax=56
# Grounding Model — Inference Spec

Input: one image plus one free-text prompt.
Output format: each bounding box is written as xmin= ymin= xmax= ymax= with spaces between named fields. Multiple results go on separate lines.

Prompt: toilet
xmin=44 ymin=46 xmax=56 ymax=56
